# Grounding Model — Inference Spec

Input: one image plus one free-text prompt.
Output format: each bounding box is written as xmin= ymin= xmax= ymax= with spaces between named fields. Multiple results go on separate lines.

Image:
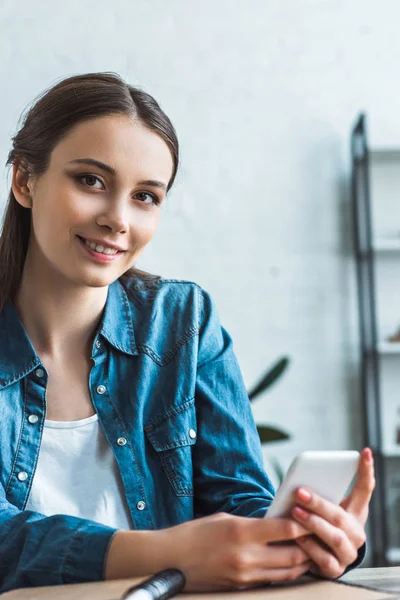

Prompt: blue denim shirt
xmin=0 ymin=277 xmax=275 ymax=593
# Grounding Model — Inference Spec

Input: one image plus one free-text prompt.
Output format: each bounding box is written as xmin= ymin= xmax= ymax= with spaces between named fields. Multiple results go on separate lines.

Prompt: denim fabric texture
xmin=0 ymin=278 xmax=275 ymax=593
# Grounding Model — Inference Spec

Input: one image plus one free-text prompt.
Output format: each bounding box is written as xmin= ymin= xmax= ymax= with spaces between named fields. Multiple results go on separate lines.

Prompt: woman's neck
xmin=14 ymin=258 xmax=108 ymax=359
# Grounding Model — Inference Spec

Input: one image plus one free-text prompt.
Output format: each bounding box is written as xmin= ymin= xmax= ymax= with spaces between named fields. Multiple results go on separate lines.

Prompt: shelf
xmin=352 ymin=114 xmax=400 ymax=566
xmin=377 ymin=342 xmax=400 ymax=354
xmin=382 ymin=448 xmax=400 ymax=457
xmin=373 ymin=239 xmax=400 ymax=252
xmin=370 ymin=148 xmax=400 ymax=161
xmin=386 ymin=547 xmax=400 ymax=564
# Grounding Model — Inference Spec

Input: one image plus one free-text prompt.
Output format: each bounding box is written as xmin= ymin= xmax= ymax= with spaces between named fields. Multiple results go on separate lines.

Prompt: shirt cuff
xmin=342 ymin=542 xmax=366 ymax=575
xmin=62 ymin=522 xmax=118 ymax=583
xmin=306 ymin=543 xmax=366 ymax=581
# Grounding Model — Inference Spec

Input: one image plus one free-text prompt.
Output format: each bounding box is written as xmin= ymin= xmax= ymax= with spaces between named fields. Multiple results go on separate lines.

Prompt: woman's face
xmin=13 ymin=115 xmax=174 ymax=289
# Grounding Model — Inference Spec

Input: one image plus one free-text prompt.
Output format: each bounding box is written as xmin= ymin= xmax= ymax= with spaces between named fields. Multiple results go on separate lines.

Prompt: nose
xmin=95 ymin=199 xmax=129 ymax=234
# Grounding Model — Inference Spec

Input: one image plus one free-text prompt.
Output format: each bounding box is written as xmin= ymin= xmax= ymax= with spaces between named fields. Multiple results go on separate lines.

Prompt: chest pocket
xmin=144 ymin=401 xmax=197 ymax=497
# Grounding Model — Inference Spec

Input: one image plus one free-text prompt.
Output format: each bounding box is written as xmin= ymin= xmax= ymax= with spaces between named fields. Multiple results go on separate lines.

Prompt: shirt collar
xmin=0 ymin=279 xmax=138 ymax=390
xmin=97 ymin=279 xmax=138 ymax=356
xmin=0 ymin=301 xmax=41 ymax=389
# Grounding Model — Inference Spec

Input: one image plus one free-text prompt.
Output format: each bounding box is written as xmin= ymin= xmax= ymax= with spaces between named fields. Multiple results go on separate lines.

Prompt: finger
xmin=257 ymin=544 xmax=309 ymax=569
xmin=258 ymin=518 xmax=309 ymax=543
xmin=236 ymin=561 xmax=312 ymax=588
xmin=295 ymin=487 xmax=351 ymax=531
xmin=293 ymin=487 xmax=365 ymax=547
xmin=294 ymin=485 xmax=367 ymax=547
xmin=261 ymin=561 xmax=312 ymax=583
xmin=345 ymin=448 xmax=375 ymax=517
xmin=292 ymin=507 xmax=359 ymax=566
xmin=296 ymin=536 xmax=345 ymax=579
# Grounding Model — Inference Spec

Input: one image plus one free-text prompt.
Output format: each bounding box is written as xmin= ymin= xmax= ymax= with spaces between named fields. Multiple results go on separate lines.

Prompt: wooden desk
xmin=1 ymin=568 xmax=399 ymax=599
xmin=342 ymin=567 xmax=400 ymax=594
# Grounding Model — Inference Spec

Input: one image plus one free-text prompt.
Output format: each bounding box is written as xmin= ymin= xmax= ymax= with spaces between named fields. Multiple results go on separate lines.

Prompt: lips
xmin=76 ymin=235 xmax=124 ymax=264
xmin=77 ymin=235 xmax=126 ymax=253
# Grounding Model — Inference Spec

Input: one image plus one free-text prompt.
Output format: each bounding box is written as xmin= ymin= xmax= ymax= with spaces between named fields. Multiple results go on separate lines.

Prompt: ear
xmin=12 ymin=162 xmax=34 ymax=209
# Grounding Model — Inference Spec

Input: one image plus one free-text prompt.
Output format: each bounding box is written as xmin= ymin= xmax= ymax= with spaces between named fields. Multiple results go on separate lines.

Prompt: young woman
xmin=0 ymin=72 xmax=374 ymax=594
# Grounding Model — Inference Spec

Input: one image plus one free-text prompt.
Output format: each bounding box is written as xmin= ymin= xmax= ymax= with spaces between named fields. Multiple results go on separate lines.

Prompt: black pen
xmin=120 ymin=568 xmax=186 ymax=600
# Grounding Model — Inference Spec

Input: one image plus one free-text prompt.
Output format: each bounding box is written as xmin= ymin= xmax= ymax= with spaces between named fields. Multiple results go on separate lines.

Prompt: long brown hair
xmin=0 ymin=72 xmax=179 ymax=310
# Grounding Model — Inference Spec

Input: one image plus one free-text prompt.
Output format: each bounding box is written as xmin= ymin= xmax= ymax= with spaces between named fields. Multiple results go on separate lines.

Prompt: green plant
xmin=247 ymin=357 xmax=290 ymax=445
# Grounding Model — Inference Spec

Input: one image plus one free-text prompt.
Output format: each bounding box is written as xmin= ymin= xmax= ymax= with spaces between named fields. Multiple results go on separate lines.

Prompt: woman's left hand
xmin=291 ymin=447 xmax=375 ymax=579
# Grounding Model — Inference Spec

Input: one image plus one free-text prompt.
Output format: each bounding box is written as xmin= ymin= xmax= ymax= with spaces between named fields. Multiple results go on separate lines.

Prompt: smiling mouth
xmin=77 ymin=235 xmax=124 ymax=256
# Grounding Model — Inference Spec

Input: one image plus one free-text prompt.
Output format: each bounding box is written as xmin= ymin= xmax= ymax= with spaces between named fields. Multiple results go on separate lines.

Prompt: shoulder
xmin=119 ymin=274 xmax=214 ymax=319
xmin=117 ymin=274 xmax=218 ymax=347
xmin=123 ymin=273 xmax=202 ymax=296
xmin=113 ymin=274 xmax=227 ymax=365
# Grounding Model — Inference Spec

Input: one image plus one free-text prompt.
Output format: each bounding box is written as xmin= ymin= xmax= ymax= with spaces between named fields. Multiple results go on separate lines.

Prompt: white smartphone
xmin=265 ymin=450 xmax=360 ymax=519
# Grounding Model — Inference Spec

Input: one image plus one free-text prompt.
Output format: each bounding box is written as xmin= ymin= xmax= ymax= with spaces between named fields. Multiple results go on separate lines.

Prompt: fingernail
xmin=293 ymin=506 xmax=309 ymax=520
xmin=297 ymin=488 xmax=312 ymax=502
xmin=363 ymin=448 xmax=373 ymax=462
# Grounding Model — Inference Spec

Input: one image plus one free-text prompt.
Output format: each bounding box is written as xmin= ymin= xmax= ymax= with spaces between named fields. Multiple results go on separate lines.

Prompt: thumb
xmin=342 ymin=448 xmax=375 ymax=519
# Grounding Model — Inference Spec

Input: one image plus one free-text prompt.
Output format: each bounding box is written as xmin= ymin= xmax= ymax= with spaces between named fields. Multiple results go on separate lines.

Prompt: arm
xmin=0 ymin=483 xmax=117 ymax=593
xmin=0 ymin=482 xmax=312 ymax=594
xmin=0 ymin=493 xmax=177 ymax=593
xmin=193 ymin=287 xmax=275 ymax=519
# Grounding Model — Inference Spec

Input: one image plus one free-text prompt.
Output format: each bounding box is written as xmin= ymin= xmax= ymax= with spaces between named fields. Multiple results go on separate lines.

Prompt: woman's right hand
xmin=160 ymin=512 xmax=312 ymax=592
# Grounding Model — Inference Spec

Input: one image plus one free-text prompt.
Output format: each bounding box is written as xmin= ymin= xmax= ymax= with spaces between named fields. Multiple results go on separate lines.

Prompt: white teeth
xmin=83 ymin=238 xmax=118 ymax=255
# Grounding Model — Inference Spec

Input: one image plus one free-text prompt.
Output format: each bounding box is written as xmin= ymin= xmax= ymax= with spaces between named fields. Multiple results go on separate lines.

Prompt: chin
xmin=72 ymin=270 xmax=121 ymax=289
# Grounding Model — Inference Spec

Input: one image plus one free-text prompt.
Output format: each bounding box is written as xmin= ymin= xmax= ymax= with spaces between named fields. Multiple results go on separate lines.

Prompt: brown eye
xmin=84 ymin=175 xmax=98 ymax=187
xmin=135 ymin=192 xmax=160 ymax=206
xmin=75 ymin=174 xmax=103 ymax=189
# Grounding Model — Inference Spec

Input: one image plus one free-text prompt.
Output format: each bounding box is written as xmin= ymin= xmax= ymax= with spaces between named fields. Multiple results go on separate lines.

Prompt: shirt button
xmin=117 ymin=437 xmax=127 ymax=446
xmin=97 ymin=385 xmax=106 ymax=395
xmin=189 ymin=428 xmax=197 ymax=439
xmin=35 ymin=368 xmax=45 ymax=378
xmin=28 ymin=415 xmax=39 ymax=424
xmin=95 ymin=340 xmax=101 ymax=349
xmin=136 ymin=501 xmax=146 ymax=511
xmin=17 ymin=471 xmax=28 ymax=482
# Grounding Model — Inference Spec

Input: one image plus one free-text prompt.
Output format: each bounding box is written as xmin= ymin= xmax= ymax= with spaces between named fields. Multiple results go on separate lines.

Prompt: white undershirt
xmin=25 ymin=413 xmax=133 ymax=530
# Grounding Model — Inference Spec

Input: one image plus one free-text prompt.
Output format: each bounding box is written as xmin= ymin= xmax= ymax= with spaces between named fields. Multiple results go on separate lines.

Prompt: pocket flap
xmin=145 ymin=402 xmax=197 ymax=452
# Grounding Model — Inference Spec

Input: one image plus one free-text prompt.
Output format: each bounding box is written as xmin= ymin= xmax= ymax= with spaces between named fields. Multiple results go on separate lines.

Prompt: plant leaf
xmin=257 ymin=425 xmax=290 ymax=444
xmin=248 ymin=357 xmax=290 ymax=401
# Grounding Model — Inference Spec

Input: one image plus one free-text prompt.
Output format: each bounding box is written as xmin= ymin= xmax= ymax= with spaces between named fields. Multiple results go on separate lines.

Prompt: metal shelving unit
xmin=351 ymin=113 xmax=400 ymax=566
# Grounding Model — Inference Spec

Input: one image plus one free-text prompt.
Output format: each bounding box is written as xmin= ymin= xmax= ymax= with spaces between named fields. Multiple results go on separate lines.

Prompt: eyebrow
xmin=68 ymin=158 xmax=168 ymax=191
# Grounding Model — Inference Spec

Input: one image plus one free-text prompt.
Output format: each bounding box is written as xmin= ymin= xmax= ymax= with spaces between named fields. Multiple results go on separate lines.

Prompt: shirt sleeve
xmin=307 ymin=542 xmax=366 ymax=581
xmin=192 ymin=286 xmax=275 ymax=519
xmin=0 ymin=484 xmax=118 ymax=594
xmin=342 ymin=542 xmax=366 ymax=574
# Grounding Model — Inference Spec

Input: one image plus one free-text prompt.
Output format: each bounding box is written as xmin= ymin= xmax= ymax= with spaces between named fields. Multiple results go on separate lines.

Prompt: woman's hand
xmin=161 ymin=511 xmax=312 ymax=592
xmin=291 ymin=447 xmax=375 ymax=579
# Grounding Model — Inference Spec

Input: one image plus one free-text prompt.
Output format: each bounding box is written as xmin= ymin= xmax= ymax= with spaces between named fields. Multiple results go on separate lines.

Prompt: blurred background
xmin=1 ymin=0 xmax=400 ymax=567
